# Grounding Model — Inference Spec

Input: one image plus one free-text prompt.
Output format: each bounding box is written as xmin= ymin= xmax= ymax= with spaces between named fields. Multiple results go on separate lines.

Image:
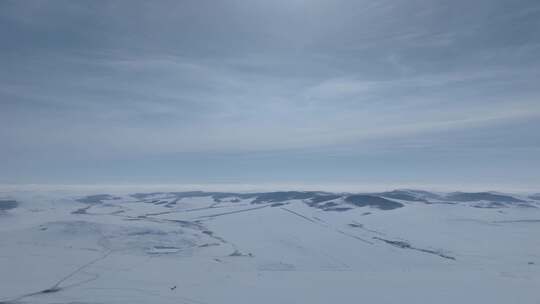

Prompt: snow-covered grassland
xmin=1 ymin=188 xmax=539 ymax=304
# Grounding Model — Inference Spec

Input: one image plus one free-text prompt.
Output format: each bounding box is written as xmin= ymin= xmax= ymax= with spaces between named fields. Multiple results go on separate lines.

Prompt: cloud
xmin=1 ymin=0 xmax=539 ymax=185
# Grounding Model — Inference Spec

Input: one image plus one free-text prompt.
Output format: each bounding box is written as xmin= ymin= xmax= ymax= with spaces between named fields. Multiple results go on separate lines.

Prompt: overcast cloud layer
xmin=1 ymin=0 xmax=539 ymax=190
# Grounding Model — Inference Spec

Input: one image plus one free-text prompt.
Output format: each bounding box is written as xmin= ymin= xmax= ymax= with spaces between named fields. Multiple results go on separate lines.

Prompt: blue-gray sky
xmin=1 ymin=0 xmax=540 ymax=190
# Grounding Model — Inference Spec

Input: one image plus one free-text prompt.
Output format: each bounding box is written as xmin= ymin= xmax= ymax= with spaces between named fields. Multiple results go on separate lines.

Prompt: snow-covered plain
xmin=1 ymin=189 xmax=539 ymax=304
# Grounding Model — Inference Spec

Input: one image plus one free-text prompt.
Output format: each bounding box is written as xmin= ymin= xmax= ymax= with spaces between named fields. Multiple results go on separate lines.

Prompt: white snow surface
xmin=0 ymin=189 xmax=539 ymax=304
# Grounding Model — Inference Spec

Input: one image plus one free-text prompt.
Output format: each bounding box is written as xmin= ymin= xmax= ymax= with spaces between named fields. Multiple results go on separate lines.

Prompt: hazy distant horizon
xmin=1 ymin=182 xmax=538 ymax=195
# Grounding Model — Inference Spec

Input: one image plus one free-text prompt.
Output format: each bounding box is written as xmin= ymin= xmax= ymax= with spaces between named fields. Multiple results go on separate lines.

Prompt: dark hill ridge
xmin=75 ymin=190 xmax=535 ymax=211
xmin=375 ymin=190 xmax=533 ymax=207
xmin=377 ymin=189 xmax=443 ymax=201
xmin=376 ymin=190 xmax=433 ymax=202
xmin=219 ymin=191 xmax=404 ymax=210
xmin=377 ymin=191 xmax=425 ymax=202
xmin=0 ymin=199 xmax=18 ymax=211
xmin=443 ymin=192 xmax=525 ymax=203
xmin=127 ymin=191 xmax=404 ymax=210
xmin=345 ymin=195 xmax=404 ymax=210
xmin=76 ymin=194 xmax=121 ymax=204
xmin=250 ymin=191 xmax=320 ymax=204
xmin=529 ymin=193 xmax=540 ymax=200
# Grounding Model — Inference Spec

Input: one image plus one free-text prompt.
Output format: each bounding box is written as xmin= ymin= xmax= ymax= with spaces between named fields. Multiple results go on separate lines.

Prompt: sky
xmin=1 ymin=0 xmax=540 ymax=191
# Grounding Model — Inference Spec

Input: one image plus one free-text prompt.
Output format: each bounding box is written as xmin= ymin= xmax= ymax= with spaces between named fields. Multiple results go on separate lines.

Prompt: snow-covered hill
xmin=1 ymin=189 xmax=539 ymax=303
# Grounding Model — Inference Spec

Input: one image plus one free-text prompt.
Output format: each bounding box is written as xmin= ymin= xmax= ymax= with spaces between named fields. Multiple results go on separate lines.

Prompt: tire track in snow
xmin=196 ymin=205 xmax=269 ymax=219
xmin=281 ymin=207 xmax=318 ymax=224
xmin=0 ymin=251 xmax=113 ymax=303
xmin=281 ymin=208 xmax=373 ymax=244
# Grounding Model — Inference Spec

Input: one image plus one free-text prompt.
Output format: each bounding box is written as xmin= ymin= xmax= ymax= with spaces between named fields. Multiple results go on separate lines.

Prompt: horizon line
xmin=0 ymin=182 xmax=537 ymax=194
